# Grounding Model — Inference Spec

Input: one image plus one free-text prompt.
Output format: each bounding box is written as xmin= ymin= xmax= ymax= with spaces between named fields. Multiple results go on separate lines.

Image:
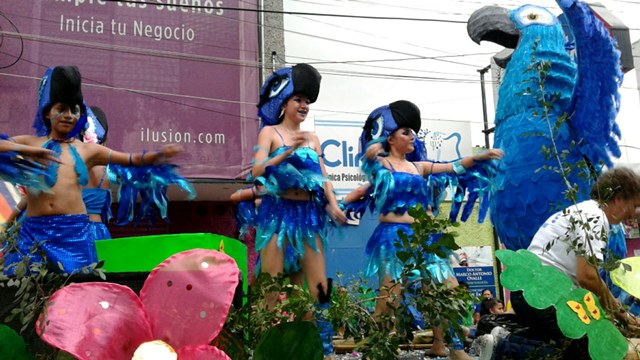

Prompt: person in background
xmin=475 ymin=167 xmax=640 ymax=360
xmin=82 ymin=106 xmax=112 ymax=241
xmin=479 ymin=298 xmax=504 ymax=317
xmin=473 ymin=288 xmax=494 ymax=325
xmin=230 ymin=184 xmax=304 ymax=287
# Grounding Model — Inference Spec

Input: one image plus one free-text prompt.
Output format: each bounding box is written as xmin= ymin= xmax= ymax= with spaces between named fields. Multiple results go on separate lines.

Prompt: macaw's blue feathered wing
xmin=559 ymin=0 xmax=623 ymax=167
xmin=467 ymin=0 xmax=623 ymax=252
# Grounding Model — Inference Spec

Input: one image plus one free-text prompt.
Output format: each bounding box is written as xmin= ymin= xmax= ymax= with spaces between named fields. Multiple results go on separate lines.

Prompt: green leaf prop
xmin=496 ymin=249 xmax=627 ymax=360
xmin=253 ymin=321 xmax=323 ymax=360
xmin=0 ymin=324 xmax=34 ymax=360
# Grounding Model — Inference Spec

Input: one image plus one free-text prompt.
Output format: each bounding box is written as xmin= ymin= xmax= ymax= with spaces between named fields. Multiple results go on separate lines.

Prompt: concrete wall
xmin=634 ymin=40 xmax=640 ymax=104
xmin=260 ymin=0 xmax=286 ymax=81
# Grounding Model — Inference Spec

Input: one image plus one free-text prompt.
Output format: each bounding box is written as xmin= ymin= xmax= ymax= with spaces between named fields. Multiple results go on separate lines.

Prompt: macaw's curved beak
xmin=467 ymin=6 xmax=520 ymax=49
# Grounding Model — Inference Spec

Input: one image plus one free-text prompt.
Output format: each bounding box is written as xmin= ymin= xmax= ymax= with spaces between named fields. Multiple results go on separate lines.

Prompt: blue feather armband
xmin=452 ymin=160 xmax=466 ymax=175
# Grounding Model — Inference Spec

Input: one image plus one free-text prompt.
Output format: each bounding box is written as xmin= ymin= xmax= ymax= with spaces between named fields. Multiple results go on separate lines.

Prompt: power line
xmin=300 ymin=53 xmax=497 ymax=67
xmin=1 ymin=30 xmax=490 ymax=84
xmin=285 ymin=54 xmax=481 ymax=78
xmin=2 ymin=4 xmax=485 ymax=70
xmin=0 ymin=53 xmax=262 ymax=121
xmin=106 ymin=0 xmax=468 ymax=23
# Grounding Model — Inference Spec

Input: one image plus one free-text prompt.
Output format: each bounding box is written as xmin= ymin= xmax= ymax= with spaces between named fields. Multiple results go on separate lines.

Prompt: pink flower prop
xmin=83 ymin=129 xmax=98 ymax=144
xmin=36 ymin=249 xmax=240 ymax=360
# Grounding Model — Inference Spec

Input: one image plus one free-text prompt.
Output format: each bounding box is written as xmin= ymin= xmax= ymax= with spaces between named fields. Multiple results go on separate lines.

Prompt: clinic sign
xmin=0 ymin=0 xmax=259 ymax=179
xmin=316 ymin=118 xmax=473 ymax=197
xmin=317 ymin=120 xmax=366 ymax=197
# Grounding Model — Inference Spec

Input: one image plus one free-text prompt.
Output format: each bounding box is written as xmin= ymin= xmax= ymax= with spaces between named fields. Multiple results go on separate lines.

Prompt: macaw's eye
xmin=269 ymin=76 xmax=290 ymax=99
xmin=513 ymin=5 xmax=556 ymax=27
xmin=371 ymin=115 xmax=384 ymax=140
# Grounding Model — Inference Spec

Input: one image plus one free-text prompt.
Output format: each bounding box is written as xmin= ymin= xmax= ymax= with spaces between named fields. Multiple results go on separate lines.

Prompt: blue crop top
xmin=82 ymin=188 xmax=112 ymax=223
xmin=362 ymin=158 xmax=431 ymax=215
xmin=82 ymin=167 xmax=112 ymax=223
xmin=259 ymin=128 xmax=325 ymax=195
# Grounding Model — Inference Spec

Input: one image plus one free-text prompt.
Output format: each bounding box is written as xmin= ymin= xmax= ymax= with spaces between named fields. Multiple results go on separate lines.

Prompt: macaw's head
xmin=467 ymin=5 xmax=560 ymax=68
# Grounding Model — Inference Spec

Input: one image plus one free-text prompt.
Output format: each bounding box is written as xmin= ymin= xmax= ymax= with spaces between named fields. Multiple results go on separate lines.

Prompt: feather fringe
xmin=108 ymin=164 xmax=196 ymax=225
xmin=0 ymin=135 xmax=50 ymax=192
xmin=361 ymin=156 xmax=496 ymax=223
xmin=235 ymin=200 xmax=257 ymax=237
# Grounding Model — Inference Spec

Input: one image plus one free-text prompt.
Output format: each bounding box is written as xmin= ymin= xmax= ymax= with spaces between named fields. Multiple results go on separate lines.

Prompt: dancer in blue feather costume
xmin=231 ymin=184 xmax=303 ymax=283
xmin=253 ymin=63 xmax=347 ymax=357
xmin=344 ymin=100 xmax=503 ymax=358
xmin=81 ymin=106 xmax=113 ymax=241
xmin=1 ymin=65 xmax=185 ymax=275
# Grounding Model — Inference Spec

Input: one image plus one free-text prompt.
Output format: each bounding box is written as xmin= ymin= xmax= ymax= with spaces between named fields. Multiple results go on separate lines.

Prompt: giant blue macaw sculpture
xmin=467 ymin=0 xmax=624 ymax=251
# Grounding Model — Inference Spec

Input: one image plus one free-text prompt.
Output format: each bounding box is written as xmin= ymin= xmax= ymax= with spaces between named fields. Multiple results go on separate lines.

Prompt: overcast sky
xmin=282 ymin=0 xmax=640 ymax=163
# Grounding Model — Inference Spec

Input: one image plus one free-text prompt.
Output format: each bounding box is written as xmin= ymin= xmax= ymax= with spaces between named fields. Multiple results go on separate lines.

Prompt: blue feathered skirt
xmin=3 ymin=214 xmax=98 ymax=275
xmin=254 ymin=195 xmax=329 ymax=259
xmin=365 ymin=222 xmax=455 ymax=282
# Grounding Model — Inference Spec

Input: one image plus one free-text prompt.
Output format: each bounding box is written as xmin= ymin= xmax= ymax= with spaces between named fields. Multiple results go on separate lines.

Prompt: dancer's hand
xmin=157 ymin=144 xmax=183 ymax=159
xmin=327 ymin=202 xmax=347 ymax=225
xmin=291 ymin=131 xmax=310 ymax=150
xmin=20 ymin=145 xmax=60 ymax=164
xmin=473 ymin=148 xmax=504 ymax=162
xmin=365 ymin=143 xmax=383 ymax=159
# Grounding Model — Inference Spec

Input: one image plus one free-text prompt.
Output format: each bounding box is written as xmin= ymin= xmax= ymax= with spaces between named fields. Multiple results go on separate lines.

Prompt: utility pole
xmin=478 ymin=65 xmax=492 ymax=149
xmin=478 ymin=64 xmax=504 ymax=300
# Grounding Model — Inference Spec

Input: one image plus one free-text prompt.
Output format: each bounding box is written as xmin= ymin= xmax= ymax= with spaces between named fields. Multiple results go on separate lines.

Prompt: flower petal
xmin=140 ymin=250 xmax=240 ymax=349
xmin=37 ymin=282 xmax=153 ymax=360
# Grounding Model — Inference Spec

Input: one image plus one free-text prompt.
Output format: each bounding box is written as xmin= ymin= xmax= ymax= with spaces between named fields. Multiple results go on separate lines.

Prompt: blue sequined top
xmin=259 ymin=127 xmax=325 ymax=195
xmin=378 ymin=171 xmax=430 ymax=215
xmin=262 ymin=146 xmax=325 ymax=195
xmin=361 ymin=158 xmax=431 ymax=215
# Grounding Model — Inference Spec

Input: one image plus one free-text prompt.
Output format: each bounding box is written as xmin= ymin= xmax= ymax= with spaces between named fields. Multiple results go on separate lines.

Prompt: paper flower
xmin=36 ymin=249 xmax=239 ymax=360
xmin=83 ymin=128 xmax=98 ymax=144
xmin=496 ymin=249 xmax=627 ymax=360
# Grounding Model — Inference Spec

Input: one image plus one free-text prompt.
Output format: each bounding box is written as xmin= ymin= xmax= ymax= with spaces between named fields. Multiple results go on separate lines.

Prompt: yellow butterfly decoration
xmin=566 ymin=291 xmax=600 ymax=324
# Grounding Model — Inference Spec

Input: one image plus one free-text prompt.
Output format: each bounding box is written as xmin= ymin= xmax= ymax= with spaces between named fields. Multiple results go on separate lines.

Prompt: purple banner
xmin=0 ymin=0 xmax=259 ymax=179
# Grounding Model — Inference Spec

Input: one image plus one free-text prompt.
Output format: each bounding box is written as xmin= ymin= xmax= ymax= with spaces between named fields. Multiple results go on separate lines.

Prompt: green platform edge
xmin=95 ymin=233 xmax=248 ymax=297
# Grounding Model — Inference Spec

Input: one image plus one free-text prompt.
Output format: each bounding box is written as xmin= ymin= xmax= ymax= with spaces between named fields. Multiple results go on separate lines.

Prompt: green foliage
xmin=395 ymin=204 xmax=473 ymax=344
xmin=224 ymin=272 xmax=315 ymax=356
xmin=522 ymin=37 xmax=617 ymax=279
xmin=223 ymin=203 xmax=474 ymax=359
xmin=0 ymin=324 xmax=34 ymax=360
xmin=253 ymin=321 xmax=324 ymax=360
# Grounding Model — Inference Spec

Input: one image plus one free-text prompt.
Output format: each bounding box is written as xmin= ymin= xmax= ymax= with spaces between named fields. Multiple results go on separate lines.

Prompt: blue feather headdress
xmin=257 ymin=63 xmax=321 ymax=127
xmin=33 ymin=66 xmax=88 ymax=139
xmin=358 ymin=100 xmax=427 ymax=162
